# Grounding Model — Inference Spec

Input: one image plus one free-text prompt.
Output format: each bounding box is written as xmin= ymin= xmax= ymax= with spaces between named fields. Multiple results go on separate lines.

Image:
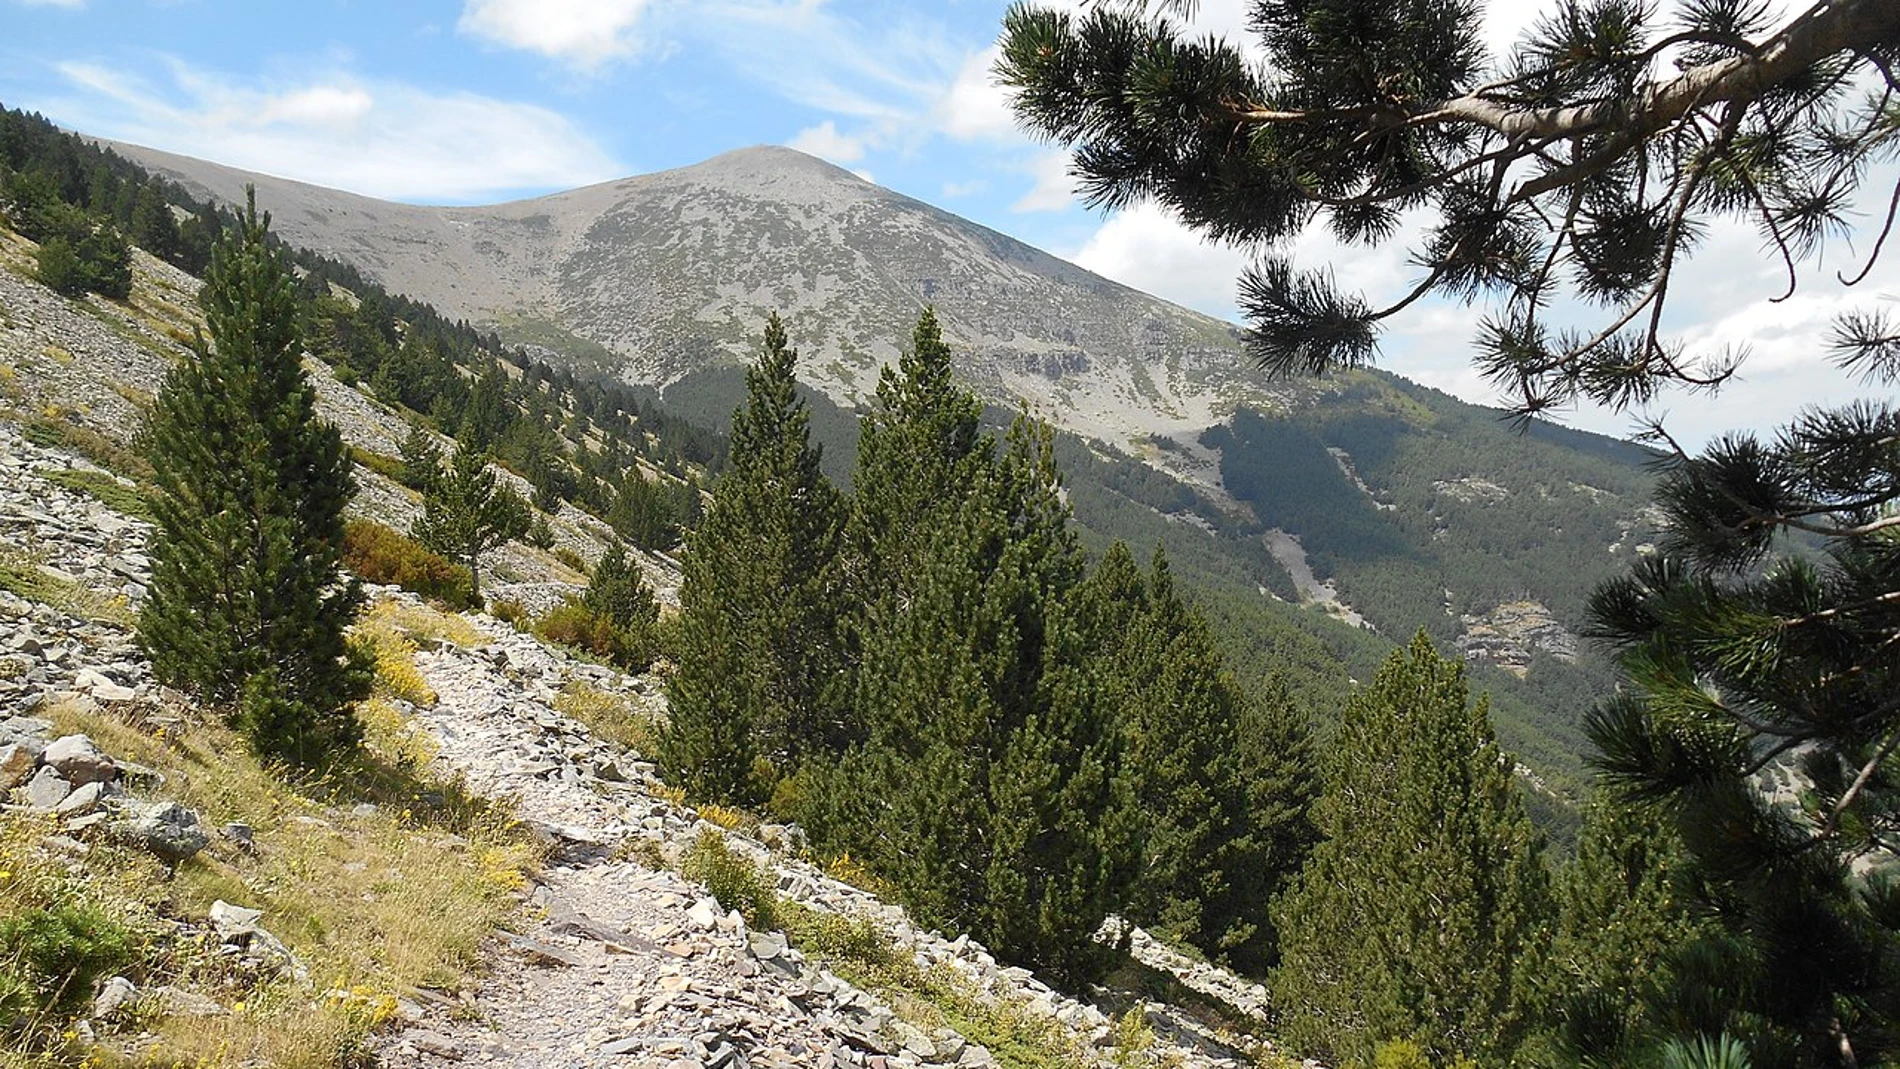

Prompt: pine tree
xmin=998 ymin=0 xmax=1898 ymax=417
xmin=1270 ymin=632 xmax=1552 ymax=1067
xmin=140 ymin=189 xmax=369 ymax=764
xmin=847 ymin=307 xmax=986 ymax=606
xmin=584 ymin=542 xmax=659 ymax=635
xmin=128 ymin=184 xmax=180 ymax=265
xmin=396 ymin=422 xmax=442 ymax=492
xmin=842 ymin=416 xmax=1138 ymax=984
xmin=660 ymin=314 xmax=846 ymax=805
xmin=412 ymin=445 xmax=530 ymax=600
xmin=1540 ymin=797 xmax=1716 ymax=1068
xmin=1582 ymin=405 xmax=1900 ymax=1066
xmin=1077 ymin=541 xmax=1317 ymax=972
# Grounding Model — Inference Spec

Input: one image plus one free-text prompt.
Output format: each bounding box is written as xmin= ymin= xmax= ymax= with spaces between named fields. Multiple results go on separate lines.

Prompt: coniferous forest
xmin=2 ymin=1 xmax=1898 ymax=1067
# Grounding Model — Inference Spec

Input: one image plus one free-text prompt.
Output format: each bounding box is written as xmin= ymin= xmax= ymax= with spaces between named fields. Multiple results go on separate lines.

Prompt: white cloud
xmin=1069 ymin=202 xmax=1252 ymax=320
xmin=50 ymin=58 xmax=622 ymax=203
xmin=937 ymin=44 xmax=1015 ymax=143
xmin=1011 ymin=151 xmax=1077 ymax=213
xmin=457 ymin=0 xmax=656 ymax=71
xmin=786 ymin=120 xmax=865 ymax=165
xmin=941 ymin=179 xmax=986 ymax=198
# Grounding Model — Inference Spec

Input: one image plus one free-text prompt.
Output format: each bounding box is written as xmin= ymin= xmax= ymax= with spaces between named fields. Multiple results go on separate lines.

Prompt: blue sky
xmin=2 ymin=0 xmax=1891 ymax=446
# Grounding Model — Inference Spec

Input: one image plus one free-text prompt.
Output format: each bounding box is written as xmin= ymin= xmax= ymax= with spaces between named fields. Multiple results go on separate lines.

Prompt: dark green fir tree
xmin=843 ymin=416 xmax=1137 ymax=984
xmin=1080 ymin=540 xmax=1318 ymax=973
xmin=1270 ymin=632 xmax=1551 ymax=1067
xmin=396 ymin=422 xmax=442 ymax=492
xmin=140 ymin=189 xmax=369 ymax=764
xmin=584 ymin=542 xmax=660 ymax=636
xmin=1539 ymin=796 xmax=1714 ymax=1069
xmin=660 ymin=313 xmax=846 ymax=805
xmin=412 ymin=445 xmax=530 ymax=600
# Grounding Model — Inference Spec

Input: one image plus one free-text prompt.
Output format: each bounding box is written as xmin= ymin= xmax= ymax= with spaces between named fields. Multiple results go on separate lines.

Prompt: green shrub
xmin=342 ymin=520 xmax=478 ymax=610
xmin=491 ymin=598 xmax=530 ymax=629
xmin=33 ymin=227 xmax=132 ymax=300
xmin=554 ymin=547 xmax=588 ymax=574
xmin=0 ymin=903 xmax=140 ymax=1029
xmin=35 ymin=466 xmax=150 ymax=520
xmin=535 ymin=599 xmax=656 ymax=671
xmin=350 ymin=445 xmax=407 ymax=484
xmin=22 ymin=414 xmax=155 ymax=481
xmin=33 ymin=236 xmax=87 ymax=297
xmin=681 ymin=831 xmax=777 ymax=929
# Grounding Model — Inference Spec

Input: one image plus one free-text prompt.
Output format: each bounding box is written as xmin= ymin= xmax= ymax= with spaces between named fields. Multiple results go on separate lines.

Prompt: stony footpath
xmin=379 ymin=600 xmax=1275 ymax=1069
xmin=0 ymin=414 xmax=1283 ymax=1069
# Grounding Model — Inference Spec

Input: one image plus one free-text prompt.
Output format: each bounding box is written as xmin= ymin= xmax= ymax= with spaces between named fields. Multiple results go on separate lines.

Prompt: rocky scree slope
xmin=0 ymin=216 xmax=675 ymax=612
xmin=102 ymin=138 xmax=1265 ymax=465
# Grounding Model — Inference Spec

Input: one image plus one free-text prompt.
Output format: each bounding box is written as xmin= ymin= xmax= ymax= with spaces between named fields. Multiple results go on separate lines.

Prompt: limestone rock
xmin=21 ymin=765 xmax=72 ymax=810
xmin=0 ymin=742 xmax=36 ymax=789
xmin=111 ymin=799 xmax=209 ymax=863
xmin=42 ymin=734 xmax=117 ymax=785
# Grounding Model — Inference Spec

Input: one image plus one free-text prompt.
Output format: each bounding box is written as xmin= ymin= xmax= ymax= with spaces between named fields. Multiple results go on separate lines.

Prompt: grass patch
xmin=352 ymin=621 xmax=437 ymax=708
xmin=552 ymin=680 xmax=659 ymax=756
xmin=35 ymin=466 xmax=151 ymax=520
xmin=680 ymin=831 xmax=777 ymax=929
xmin=4 ymin=695 xmax=540 ymax=1069
xmin=20 ymin=414 xmax=153 ymax=482
xmin=349 ymin=446 xmax=406 ymax=485
xmin=0 ymin=548 xmax=134 ymax=627
xmin=362 ymin=598 xmax=485 ymax=650
xmin=775 ymin=900 xmax=1092 ymax=1069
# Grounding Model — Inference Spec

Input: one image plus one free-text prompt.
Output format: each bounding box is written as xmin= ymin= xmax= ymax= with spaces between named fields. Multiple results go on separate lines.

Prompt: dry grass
xmin=552 ymin=680 xmax=659 ymax=757
xmin=362 ymin=598 xmax=485 ymax=649
xmin=352 ymin=598 xmax=489 ymax=708
xmin=0 ymin=695 xmax=539 ymax=1069
xmin=0 ymin=547 xmax=134 ymax=628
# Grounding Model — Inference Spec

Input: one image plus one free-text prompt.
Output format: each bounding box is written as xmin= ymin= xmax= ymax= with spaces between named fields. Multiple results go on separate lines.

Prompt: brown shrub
xmin=343 ymin=520 xmax=478 ymax=610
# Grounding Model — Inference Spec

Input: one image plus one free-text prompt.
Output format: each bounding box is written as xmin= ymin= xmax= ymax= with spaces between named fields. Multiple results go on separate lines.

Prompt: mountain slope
xmin=89 ymin=135 xmax=1671 ymax=823
xmin=104 ymin=139 xmax=1251 ymax=458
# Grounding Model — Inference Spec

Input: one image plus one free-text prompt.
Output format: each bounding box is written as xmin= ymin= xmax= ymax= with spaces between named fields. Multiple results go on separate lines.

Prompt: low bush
xmin=534 ymin=600 xmax=656 ymax=671
xmin=491 ymin=599 xmax=530 ymax=630
xmin=0 ymin=902 xmax=141 ymax=1032
xmin=350 ymin=446 xmax=406 ymax=484
xmin=680 ymin=831 xmax=776 ymax=929
xmin=36 ymin=466 xmax=150 ymax=520
xmin=342 ymin=520 xmax=478 ymax=610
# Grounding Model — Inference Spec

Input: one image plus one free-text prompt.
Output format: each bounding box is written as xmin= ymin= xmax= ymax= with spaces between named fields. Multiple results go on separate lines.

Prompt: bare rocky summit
xmin=102 ymin=139 xmax=1262 ymax=456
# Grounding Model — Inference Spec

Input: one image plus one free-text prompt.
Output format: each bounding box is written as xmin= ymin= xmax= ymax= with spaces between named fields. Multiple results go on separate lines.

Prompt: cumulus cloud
xmin=937 ymin=44 xmax=1015 ymax=143
xmin=50 ymin=58 xmax=623 ymax=203
xmin=1011 ymin=151 xmax=1079 ymax=213
xmin=457 ymin=0 xmax=657 ymax=71
xmin=1069 ymin=202 xmax=1253 ymax=319
xmin=787 ymin=120 xmax=866 ymax=165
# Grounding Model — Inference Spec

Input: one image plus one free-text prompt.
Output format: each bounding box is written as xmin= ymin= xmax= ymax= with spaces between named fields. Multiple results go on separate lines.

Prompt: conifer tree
xmin=1271 ymin=632 xmax=1552 ymax=1067
xmin=847 ymin=307 xmax=986 ymax=605
xmin=584 ymin=542 xmax=659 ymax=635
xmin=843 ymin=416 xmax=1137 ymax=984
xmin=1540 ymin=797 xmax=1715 ymax=1068
xmin=1078 ymin=541 xmax=1317 ymax=972
xmin=412 ymin=445 xmax=530 ymax=600
xmin=660 ymin=314 xmax=846 ymax=805
xmin=396 ymin=422 xmax=442 ymax=492
xmin=140 ymin=189 xmax=369 ymax=763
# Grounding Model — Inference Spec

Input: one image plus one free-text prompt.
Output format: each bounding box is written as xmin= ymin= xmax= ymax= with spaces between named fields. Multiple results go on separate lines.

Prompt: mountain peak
xmin=641 ymin=144 xmax=875 ymax=204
